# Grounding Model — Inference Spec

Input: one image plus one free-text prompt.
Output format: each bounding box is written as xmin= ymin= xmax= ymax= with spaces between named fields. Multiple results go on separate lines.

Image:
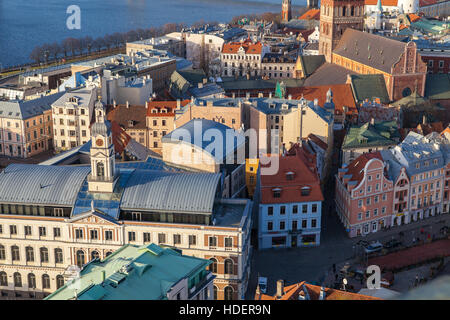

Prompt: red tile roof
xmin=107 ymin=104 xmax=148 ymax=130
xmin=288 ymin=84 xmax=358 ymax=117
xmin=345 ymin=152 xmax=383 ymax=185
xmin=146 ymin=99 xmax=190 ymax=117
xmin=260 ymin=144 xmax=323 ymax=204
xmin=364 ymin=0 xmax=398 ymax=6
xmin=222 ymin=40 xmax=263 ymax=54
xmin=255 ymin=281 xmax=382 ymax=300
xmin=419 ymin=0 xmax=439 ymax=7
xmin=408 ymin=13 xmax=421 ymax=22
xmin=110 ymin=121 xmax=132 ymax=155
xmin=307 ymin=133 xmax=328 ymax=151
xmin=298 ymin=9 xmax=320 ymax=20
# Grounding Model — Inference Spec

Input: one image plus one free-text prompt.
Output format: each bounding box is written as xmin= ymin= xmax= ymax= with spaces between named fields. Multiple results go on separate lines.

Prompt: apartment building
xmin=259 ymin=144 xmax=324 ymax=249
xmin=51 ymin=89 xmax=96 ymax=151
xmin=0 ymin=101 xmax=253 ymax=300
xmin=221 ymin=40 xmax=270 ymax=77
xmin=261 ymin=53 xmax=296 ymax=79
xmin=0 ymin=93 xmax=63 ymax=158
xmin=107 ymin=103 xmax=148 ymax=147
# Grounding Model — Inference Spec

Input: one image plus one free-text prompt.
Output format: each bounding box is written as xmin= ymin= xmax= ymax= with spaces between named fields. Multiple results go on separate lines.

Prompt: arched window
xmin=0 ymin=272 xmax=7 ymax=286
xmin=105 ymin=251 xmax=113 ymax=257
xmin=224 ymin=259 xmax=234 ymax=275
xmin=213 ymin=285 xmax=218 ymax=300
xmin=209 ymin=258 xmax=217 ymax=273
xmin=26 ymin=246 xmax=34 ymax=262
xmin=54 ymin=248 xmax=63 ymax=264
xmin=56 ymin=275 xmax=64 ymax=289
xmin=28 ymin=273 xmax=36 ymax=289
xmin=91 ymin=250 xmax=99 ymax=261
xmin=40 ymin=247 xmax=49 ymax=263
xmin=351 ymin=6 xmax=354 ymax=16
xmin=402 ymin=87 xmax=412 ymax=97
xmin=13 ymin=272 xmax=22 ymax=287
xmin=11 ymin=245 xmax=20 ymax=261
xmin=76 ymin=250 xmax=85 ymax=268
xmin=97 ymin=162 xmax=105 ymax=177
xmin=42 ymin=274 xmax=50 ymax=289
xmin=224 ymin=286 xmax=234 ymax=300
xmin=343 ymin=6 xmax=347 ymax=17
xmin=0 ymin=245 xmax=5 ymax=260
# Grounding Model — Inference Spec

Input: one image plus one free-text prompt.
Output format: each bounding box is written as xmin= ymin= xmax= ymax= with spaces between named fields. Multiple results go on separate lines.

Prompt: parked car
xmin=258 ymin=277 xmax=267 ymax=294
xmin=364 ymin=241 xmax=383 ymax=254
xmin=383 ymin=239 xmax=402 ymax=249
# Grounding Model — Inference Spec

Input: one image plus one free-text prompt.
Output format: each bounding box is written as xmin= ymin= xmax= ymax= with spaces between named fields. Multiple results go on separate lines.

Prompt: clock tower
xmin=88 ymin=98 xmax=118 ymax=193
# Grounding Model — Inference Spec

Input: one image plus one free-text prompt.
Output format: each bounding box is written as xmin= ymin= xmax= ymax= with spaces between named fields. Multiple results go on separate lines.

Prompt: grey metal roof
xmin=0 ymin=164 xmax=90 ymax=206
xmin=120 ymin=170 xmax=221 ymax=214
xmin=0 ymin=92 xmax=65 ymax=120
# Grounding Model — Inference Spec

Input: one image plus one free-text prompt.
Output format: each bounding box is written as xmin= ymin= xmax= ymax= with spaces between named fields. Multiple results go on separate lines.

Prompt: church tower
xmin=88 ymin=97 xmax=118 ymax=193
xmin=282 ymin=0 xmax=292 ymax=23
xmin=318 ymin=0 xmax=365 ymax=62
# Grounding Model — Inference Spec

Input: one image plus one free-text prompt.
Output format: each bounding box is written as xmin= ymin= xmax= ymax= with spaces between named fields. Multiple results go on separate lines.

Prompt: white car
xmin=364 ymin=241 xmax=383 ymax=254
xmin=258 ymin=277 xmax=268 ymax=293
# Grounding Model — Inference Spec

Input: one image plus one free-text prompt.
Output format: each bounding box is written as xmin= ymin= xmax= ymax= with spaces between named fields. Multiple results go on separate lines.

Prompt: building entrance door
xmin=291 ymin=235 xmax=297 ymax=248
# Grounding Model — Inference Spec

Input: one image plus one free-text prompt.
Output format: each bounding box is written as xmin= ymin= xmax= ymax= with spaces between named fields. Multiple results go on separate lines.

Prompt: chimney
xmin=246 ymin=73 xmax=250 ymax=80
xmin=101 ymin=270 xmax=106 ymax=283
xmin=269 ymin=92 xmax=272 ymax=98
xmin=246 ymin=92 xmax=251 ymax=99
xmin=198 ymin=83 xmax=203 ymax=89
xmin=370 ymin=117 xmax=375 ymax=125
xmin=113 ymin=100 xmax=116 ymax=108
xmin=232 ymin=92 xmax=236 ymax=99
xmin=203 ymin=78 xmax=207 ymax=85
xmin=276 ymin=280 xmax=285 ymax=298
xmin=126 ymin=101 xmax=129 ymax=108
xmin=145 ymin=102 xmax=148 ymax=109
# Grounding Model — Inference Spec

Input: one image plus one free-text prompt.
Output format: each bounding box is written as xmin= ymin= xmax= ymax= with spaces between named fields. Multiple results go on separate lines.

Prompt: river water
xmin=0 ymin=0 xmax=306 ymax=67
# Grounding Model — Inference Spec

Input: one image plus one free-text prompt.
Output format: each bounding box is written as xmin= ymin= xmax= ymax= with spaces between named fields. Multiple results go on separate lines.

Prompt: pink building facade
xmin=335 ymin=152 xmax=394 ymax=238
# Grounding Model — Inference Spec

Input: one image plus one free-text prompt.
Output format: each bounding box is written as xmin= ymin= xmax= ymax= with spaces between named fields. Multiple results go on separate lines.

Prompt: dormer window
xmin=151 ymin=109 xmax=158 ymax=114
xmin=416 ymin=163 xmax=420 ymax=169
xmin=273 ymin=188 xmax=281 ymax=198
xmin=128 ymin=120 xmax=134 ymax=127
xmin=286 ymin=171 xmax=295 ymax=180
xmin=301 ymin=186 xmax=311 ymax=196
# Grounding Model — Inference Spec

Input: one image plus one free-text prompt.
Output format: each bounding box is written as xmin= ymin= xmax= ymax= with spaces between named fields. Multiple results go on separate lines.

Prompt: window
xmin=293 ymin=205 xmax=298 ymax=214
xmin=280 ymin=221 xmax=286 ymax=230
xmin=0 ymin=272 xmax=7 ymax=286
xmin=358 ymin=200 xmax=362 ymax=208
xmin=302 ymin=204 xmax=308 ymax=213
xmin=42 ymin=274 xmax=50 ymax=289
xmin=158 ymin=233 xmax=166 ymax=244
xmin=224 ymin=286 xmax=234 ymax=300
xmin=311 ymin=219 xmax=317 ymax=228
xmin=312 ymin=204 xmax=317 ymax=213
xmin=0 ymin=245 xmax=5 ymax=260
xmin=10 ymin=225 xmax=17 ymax=235
xmin=374 ymin=209 xmax=378 ymax=216
xmin=209 ymin=236 xmax=217 ymax=247
xmin=39 ymin=227 xmax=46 ymax=237
xmin=40 ymin=247 xmax=49 ymax=263
xmin=144 ymin=232 xmax=151 ymax=243
xmin=189 ymin=235 xmax=196 ymax=246
xmin=128 ymin=231 xmax=136 ymax=242
xmin=268 ymin=221 xmax=273 ymax=231
xmin=55 ymin=248 xmax=63 ymax=264
xmin=28 ymin=273 xmax=36 ymax=289
xmin=26 ymin=247 xmax=34 ymax=262
xmin=56 ymin=275 xmax=64 ymax=289
xmin=13 ymin=272 xmax=22 ymax=287
xmin=209 ymin=258 xmax=218 ymax=273
xmin=75 ymin=229 xmax=83 ymax=239
xmin=273 ymin=189 xmax=281 ymax=198
xmin=302 ymin=220 xmax=307 ymax=228
xmin=224 ymin=259 xmax=234 ymax=275
xmin=366 ymin=211 xmax=370 ymax=218
xmin=173 ymin=234 xmax=181 ymax=245
xmin=0 ymin=225 xmax=2 ymax=234
xmin=268 ymin=206 xmax=273 ymax=216
xmin=91 ymin=251 xmax=99 ymax=261
xmin=131 ymin=212 xmax=142 ymax=221
xmin=90 ymin=230 xmax=98 ymax=240
xmin=76 ymin=250 xmax=85 ymax=268
xmin=105 ymin=230 xmax=113 ymax=241
xmin=358 ymin=212 xmax=362 ymax=220
xmin=366 ymin=198 xmax=371 ymax=205
xmin=225 ymin=237 xmax=233 ymax=248
xmin=213 ymin=286 xmax=218 ymax=300
xmin=280 ymin=206 xmax=286 ymax=215
xmin=292 ymin=220 xmax=298 ymax=230
xmin=25 ymin=226 xmax=32 ymax=236
xmin=374 ymin=195 xmax=379 ymax=203
xmin=11 ymin=245 xmax=20 ymax=261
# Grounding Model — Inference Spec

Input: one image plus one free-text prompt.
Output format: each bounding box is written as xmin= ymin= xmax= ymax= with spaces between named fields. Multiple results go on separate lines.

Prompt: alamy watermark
xmin=66 ymin=5 xmax=81 ymax=30
xmin=366 ymin=265 xmax=381 ymax=289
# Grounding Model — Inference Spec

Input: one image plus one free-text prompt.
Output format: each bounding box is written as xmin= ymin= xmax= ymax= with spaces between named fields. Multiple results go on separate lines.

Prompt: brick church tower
xmin=282 ymin=0 xmax=292 ymax=23
xmin=318 ymin=0 xmax=365 ymax=62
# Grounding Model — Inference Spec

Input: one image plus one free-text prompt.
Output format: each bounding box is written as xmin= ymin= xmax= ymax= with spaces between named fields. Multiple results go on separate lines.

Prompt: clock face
xmin=96 ymin=139 xmax=104 ymax=147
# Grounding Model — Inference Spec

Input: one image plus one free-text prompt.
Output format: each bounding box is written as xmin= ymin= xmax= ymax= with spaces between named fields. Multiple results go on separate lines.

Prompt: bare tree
xmin=49 ymin=42 xmax=61 ymax=61
xmin=162 ymin=23 xmax=177 ymax=34
xmin=30 ymin=46 xmax=43 ymax=64
xmin=93 ymin=37 xmax=105 ymax=52
xmin=82 ymin=36 xmax=94 ymax=54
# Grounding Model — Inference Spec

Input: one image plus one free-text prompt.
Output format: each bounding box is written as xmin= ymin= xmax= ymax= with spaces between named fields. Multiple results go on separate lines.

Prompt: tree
xmin=30 ymin=46 xmax=43 ymax=64
xmin=93 ymin=37 xmax=105 ymax=52
xmin=162 ymin=23 xmax=177 ymax=34
xmin=49 ymin=42 xmax=61 ymax=61
xmin=103 ymin=34 xmax=114 ymax=50
xmin=81 ymin=36 xmax=94 ymax=54
xmin=126 ymin=30 xmax=138 ymax=43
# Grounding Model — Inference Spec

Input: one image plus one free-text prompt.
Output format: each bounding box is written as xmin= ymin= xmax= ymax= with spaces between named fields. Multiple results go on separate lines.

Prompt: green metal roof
xmin=342 ymin=120 xmax=399 ymax=149
xmin=349 ymin=74 xmax=390 ymax=104
xmin=299 ymin=55 xmax=326 ymax=77
xmin=425 ymin=74 xmax=450 ymax=100
xmin=45 ymin=243 xmax=211 ymax=300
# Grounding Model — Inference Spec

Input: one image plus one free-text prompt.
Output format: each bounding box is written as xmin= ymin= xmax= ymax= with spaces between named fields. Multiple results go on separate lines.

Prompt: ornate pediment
xmin=69 ymin=211 xmax=119 ymax=226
